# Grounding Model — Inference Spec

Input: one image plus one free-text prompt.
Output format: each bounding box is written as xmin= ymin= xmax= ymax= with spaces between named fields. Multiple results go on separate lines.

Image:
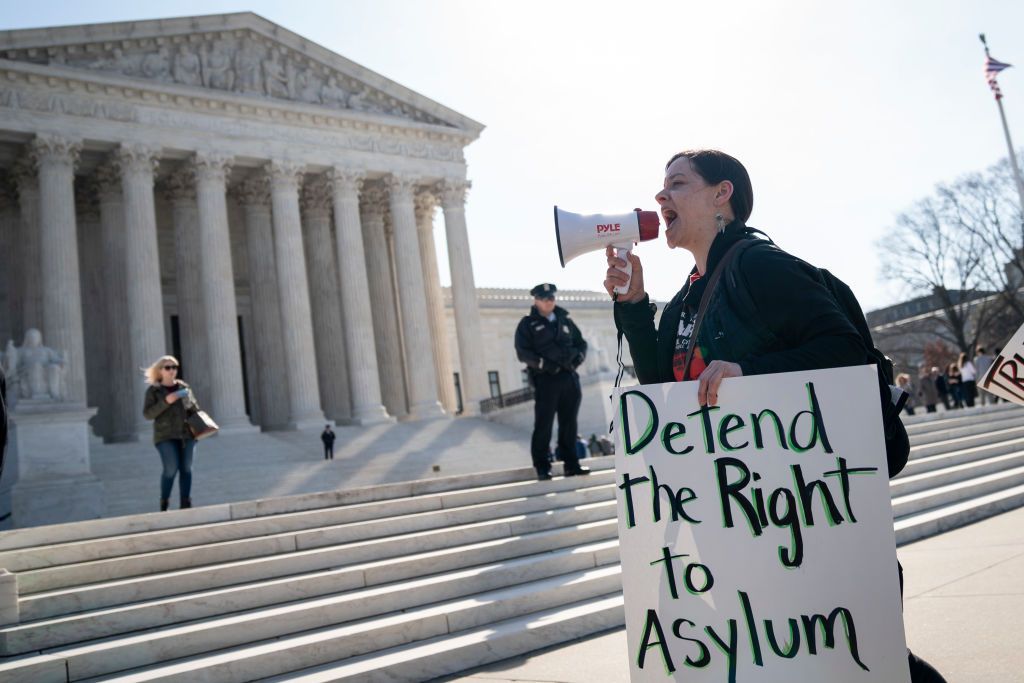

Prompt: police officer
xmin=515 ymin=283 xmax=590 ymax=480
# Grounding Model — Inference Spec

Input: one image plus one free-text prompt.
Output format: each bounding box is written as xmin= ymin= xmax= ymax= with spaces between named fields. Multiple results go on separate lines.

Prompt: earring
xmin=715 ymin=213 xmax=726 ymax=233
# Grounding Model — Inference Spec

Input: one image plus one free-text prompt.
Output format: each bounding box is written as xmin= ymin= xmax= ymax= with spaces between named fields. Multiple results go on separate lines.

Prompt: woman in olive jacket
xmin=142 ymin=355 xmax=201 ymax=511
xmin=604 ymin=149 xmax=946 ymax=683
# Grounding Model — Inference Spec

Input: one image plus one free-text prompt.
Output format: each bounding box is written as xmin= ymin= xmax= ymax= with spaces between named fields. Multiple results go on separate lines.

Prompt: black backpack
xmin=726 ymin=235 xmax=910 ymax=477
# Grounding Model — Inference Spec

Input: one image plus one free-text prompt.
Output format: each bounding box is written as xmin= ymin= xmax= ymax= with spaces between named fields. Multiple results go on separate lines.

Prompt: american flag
xmin=985 ymin=55 xmax=1012 ymax=100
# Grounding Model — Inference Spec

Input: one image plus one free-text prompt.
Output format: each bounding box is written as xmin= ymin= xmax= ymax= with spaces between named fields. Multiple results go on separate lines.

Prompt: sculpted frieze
xmin=0 ymin=86 xmax=137 ymax=123
xmin=13 ymin=32 xmax=448 ymax=126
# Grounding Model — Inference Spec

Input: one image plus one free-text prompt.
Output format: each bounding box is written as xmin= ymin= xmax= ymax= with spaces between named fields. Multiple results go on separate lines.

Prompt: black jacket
xmin=143 ymin=380 xmax=200 ymax=444
xmin=515 ymin=305 xmax=588 ymax=378
xmin=615 ymin=222 xmax=866 ymax=383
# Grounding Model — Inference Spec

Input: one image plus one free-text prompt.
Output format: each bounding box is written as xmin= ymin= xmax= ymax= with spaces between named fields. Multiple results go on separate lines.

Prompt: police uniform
xmin=514 ymin=284 xmax=590 ymax=480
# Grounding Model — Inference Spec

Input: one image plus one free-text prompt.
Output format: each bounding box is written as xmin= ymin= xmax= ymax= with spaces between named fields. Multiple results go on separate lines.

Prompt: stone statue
xmin=348 ymin=85 xmax=370 ymax=112
xmin=297 ymin=68 xmax=323 ymax=104
xmin=202 ymin=41 xmax=235 ymax=91
xmin=172 ymin=44 xmax=202 ymax=87
xmin=233 ymin=39 xmax=264 ymax=94
xmin=89 ymin=48 xmax=142 ymax=77
xmin=3 ymin=329 xmax=67 ymax=403
xmin=262 ymin=50 xmax=290 ymax=99
xmin=140 ymin=46 xmax=171 ymax=81
xmin=320 ymin=76 xmax=349 ymax=108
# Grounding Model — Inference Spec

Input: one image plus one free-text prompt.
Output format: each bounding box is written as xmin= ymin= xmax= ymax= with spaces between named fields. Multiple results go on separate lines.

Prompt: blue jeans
xmin=155 ymin=438 xmax=196 ymax=500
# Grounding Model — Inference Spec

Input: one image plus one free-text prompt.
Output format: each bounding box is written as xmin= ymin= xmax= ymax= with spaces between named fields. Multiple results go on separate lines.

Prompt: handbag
xmin=186 ymin=409 xmax=219 ymax=440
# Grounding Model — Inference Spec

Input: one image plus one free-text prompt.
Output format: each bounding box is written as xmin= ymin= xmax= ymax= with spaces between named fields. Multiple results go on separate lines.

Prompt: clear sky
xmin=3 ymin=1 xmax=1023 ymax=311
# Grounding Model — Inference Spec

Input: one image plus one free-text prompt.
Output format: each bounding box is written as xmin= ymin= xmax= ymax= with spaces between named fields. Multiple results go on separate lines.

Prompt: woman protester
xmin=946 ymin=362 xmax=963 ymax=409
xmin=897 ymin=373 xmax=916 ymax=416
xmin=918 ymin=365 xmax=940 ymax=414
xmin=958 ymin=352 xmax=977 ymax=408
xmin=605 ymin=149 xmax=945 ymax=683
xmin=142 ymin=355 xmax=201 ymax=511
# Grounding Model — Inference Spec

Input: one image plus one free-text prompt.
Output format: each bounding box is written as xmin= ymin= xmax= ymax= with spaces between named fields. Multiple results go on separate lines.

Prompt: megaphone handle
xmin=613 ymin=243 xmax=633 ymax=295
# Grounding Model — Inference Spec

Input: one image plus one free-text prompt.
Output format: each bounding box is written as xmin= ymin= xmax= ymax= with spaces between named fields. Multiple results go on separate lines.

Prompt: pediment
xmin=0 ymin=13 xmax=480 ymax=134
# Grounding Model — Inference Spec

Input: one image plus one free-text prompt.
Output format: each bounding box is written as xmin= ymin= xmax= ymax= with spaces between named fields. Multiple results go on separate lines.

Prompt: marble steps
xmin=892 ymin=450 xmax=1024 ymax=497
xmin=0 ymin=464 xmax=618 ymax=555
xmin=0 ymin=469 xmax=618 ymax=573
xmin=5 ymin=559 xmax=624 ymax=681
xmin=904 ymin=413 xmax=1024 ymax=447
xmin=894 ymin=483 xmax=1024 ymax=544
xmin=899 ymin=433 xmax=1024 ymax=478
xmin=252 ymin=595 xmax=624 ymax=683
xmin=892 ymin=464 xmax=1024 ymax=520
xmin=20 ymin=501 xmax=620 ymax=622
xmin=14 ymin=476 xmax=618 ymax=593
xmin=902 ymin=402 xmax=1020 ymax=435
xmin=1 ymin=536 xmax=620 ymax=656
xmin=904 ymin=422 xmax=1024 ymax=459
xmin=81 ymin=583 xmax=626 ymax=683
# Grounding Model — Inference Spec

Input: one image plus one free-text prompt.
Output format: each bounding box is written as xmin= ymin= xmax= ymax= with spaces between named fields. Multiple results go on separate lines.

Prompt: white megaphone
xmin=554 ymin=207 xmax=660 ymax=294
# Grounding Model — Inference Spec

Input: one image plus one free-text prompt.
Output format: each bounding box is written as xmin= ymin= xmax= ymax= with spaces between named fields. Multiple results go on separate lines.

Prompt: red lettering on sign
xmin=595 ymin=223 xmax=622 ymax=234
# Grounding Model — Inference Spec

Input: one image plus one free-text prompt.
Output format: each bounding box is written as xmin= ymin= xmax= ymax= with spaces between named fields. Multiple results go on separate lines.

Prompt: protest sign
xmin=613 ymin=365 xmax=910 ymax=682
xmin=980 ymin=321 xmax=1024 ymax=404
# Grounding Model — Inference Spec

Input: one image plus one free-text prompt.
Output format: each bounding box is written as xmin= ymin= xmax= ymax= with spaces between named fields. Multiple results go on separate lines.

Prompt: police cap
xmin=530 ymin=283 xmax=557 ymax=299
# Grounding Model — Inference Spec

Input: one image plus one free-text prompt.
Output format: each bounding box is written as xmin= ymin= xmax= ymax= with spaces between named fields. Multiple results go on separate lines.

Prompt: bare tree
xmin=878 ymin=192 xmax=995 ymax=354
xmin=946 ymin=158 xmax=1024 ymax=330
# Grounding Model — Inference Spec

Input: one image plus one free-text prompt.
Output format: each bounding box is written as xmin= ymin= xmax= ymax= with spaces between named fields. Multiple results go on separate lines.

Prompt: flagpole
xmin=980 ymin=33 xmax=1024 ymax=221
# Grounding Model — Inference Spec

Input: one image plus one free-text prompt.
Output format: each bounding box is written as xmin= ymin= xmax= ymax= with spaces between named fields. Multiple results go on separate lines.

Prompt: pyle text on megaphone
xmin=553 ymin=207 xmax=660 ymax=295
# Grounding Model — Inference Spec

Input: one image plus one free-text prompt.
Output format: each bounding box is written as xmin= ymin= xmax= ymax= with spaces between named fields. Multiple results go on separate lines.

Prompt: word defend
xmin=613 ymin=365 xmax=910 ymax=682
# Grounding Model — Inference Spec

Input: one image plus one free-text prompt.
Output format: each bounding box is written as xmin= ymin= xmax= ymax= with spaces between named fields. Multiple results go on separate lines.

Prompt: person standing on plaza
xmin=515 ymin=283 xmax=590 ymax=481
xmin=897 ymin=373 xmax=916 ymax=416
xmin=958 ymin=351 xmax=977 ymax=408
xmin=947 ymin=362 xmax=963 ymax=409
xmin=974 ymin=346 xmax=993 ymax=404
xmin=935 ymin=366 xmax=951 ymax=410
xmin=142 ymin=355 xmax=201 ymax=511
xmin=321 ymin=424 xmax=336 ymax=460
xmin=918 ymin=365 xmax=940 ymax=414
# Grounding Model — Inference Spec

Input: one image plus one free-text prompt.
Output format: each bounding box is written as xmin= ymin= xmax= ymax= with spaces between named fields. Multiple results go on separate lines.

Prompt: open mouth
xmin=662 ymin=209 xmax=678 ymax=229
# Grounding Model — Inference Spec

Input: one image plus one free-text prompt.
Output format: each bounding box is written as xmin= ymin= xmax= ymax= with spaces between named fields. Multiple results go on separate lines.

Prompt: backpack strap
xmin=683 ymin=240 xmax=750 ymax=381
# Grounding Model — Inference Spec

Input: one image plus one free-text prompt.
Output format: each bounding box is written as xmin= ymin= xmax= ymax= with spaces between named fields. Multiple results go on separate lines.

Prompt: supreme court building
xmin=0 ymin=13 xmax=491 ymax=440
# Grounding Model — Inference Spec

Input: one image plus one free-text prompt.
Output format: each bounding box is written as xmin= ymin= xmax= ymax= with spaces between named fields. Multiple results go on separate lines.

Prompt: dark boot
xmin=181 ymin=497 xmax=192 ymax=509
xmin=160 ymin=498 xmax=169 ymax=512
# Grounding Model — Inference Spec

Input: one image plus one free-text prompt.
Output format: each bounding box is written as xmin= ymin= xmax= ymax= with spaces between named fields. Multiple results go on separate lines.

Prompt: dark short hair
xmin=666 ymin=149 xmax=754 ymax=224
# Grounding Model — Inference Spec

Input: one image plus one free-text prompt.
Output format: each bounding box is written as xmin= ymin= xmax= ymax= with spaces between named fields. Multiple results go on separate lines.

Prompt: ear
xmin=713 ymin=180 xmax=734 ymax=208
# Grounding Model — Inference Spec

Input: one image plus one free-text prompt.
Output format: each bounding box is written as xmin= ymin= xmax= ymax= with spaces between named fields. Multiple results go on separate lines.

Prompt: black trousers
xmin=323 ymin=444 xmax=334 ymax=460
xmin=530 ymin=372 xmax=582 ymax=474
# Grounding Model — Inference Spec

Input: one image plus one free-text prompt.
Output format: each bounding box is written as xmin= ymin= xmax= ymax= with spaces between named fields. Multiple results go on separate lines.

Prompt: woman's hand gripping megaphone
xmin=604 ymin=245 xmax=645 ymax=303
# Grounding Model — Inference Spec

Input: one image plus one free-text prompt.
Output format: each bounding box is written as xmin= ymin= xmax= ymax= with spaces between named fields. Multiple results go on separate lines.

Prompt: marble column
xmin=327 ymin=169 xmax=391 ymax=425
xmin=267 ymin=160 xmax=325 ymax=428
xmin=163 ymin=169 xmax=211 ymax=412
xmin=415 ymin=190 xmax=458 ymax=413
xmin=236 ymin=175 xmax=290 ymax=430
xmin=114 ymin=143 xmax=166 ymax=434
xmin=11 ymin=156 xmax=41 ymax=337
xmin=190 ymin=152 xmax=252 ymax=430
xmin=32 ymin=134 xmax=87 ymax=404
xmin=440 ymin=179 xmax=488 ymax=415
xmin=74 ymin=179 xmax=108 ymax=434
xmin=301 ymin=175 xmax=352 ymax=424
xmin=386 ymin=175 xmax=444 ymax=419
xmin=95 ymin=164 xmax=137 ymax=442
xmin=360 ymin=184 xmax=408 ymax=419
xmin=0 ymin=177 xmax=17 ymax=345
